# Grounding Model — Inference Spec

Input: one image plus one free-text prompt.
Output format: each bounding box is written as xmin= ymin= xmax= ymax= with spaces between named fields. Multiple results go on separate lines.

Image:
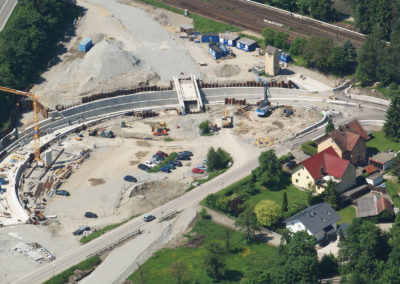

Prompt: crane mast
xmin=0 ymin=86 xmax=42 ymax=162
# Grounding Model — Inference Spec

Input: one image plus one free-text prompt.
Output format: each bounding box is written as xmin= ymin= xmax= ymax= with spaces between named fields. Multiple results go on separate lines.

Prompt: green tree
xmin=169 ymin=260 xmax=188 ymax=284
xmin=206 ymin=147 xmax=231 ymax=171
xmin=254 ymin=149 xmax=282 ymax=188
xmin=384 ymin=94 xmax=400 ymax=141
xmin=244 ymin=269 xmax=271 ymax=284
xmin=254 ymin=200 xmax=281 ymax=227
xmin=325 ymin=118 xmax=335 ymax=133
xmin=289 ymin=37 xmax=307 ymax=56
xmin=274 ymin=31 xmax=290 ymax=50
xmin=203 ymin=242 xmax=226 ymax=281
xmin=221 ymin=227 xmax=232 ymax=254
xmin=199 ymin=120 xmax=210 ymax=135
xmin=282 ymin=192 xmax=288 ymax=212
xmin=309 ymin=0 xmax=334 ymax=21
xmin=338 ymin=219 xmax=389 ymax=282
xmin=262 ymin=28 xmax=276 ymax=46
xmin=318 ymin=254 xmax=338 ymax=278
xmin=324 ymin=179 xmax=338 ymax=209
xmin=302 ymin=37 xmax=334 ymax=72
xmin=200 ymin=208 xmax=210 ymax=219
xmin=235 ymin=206 xmax=259 ymax=242
xmin=275 ymin=231 xmax=319 ymax=284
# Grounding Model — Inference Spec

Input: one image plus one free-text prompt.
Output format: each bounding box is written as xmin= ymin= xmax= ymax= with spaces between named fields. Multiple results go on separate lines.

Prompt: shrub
xmin=200 ymin=208 xmax=210 ymax=219
xmin=301 ymin=141 xmax=317 ymax=156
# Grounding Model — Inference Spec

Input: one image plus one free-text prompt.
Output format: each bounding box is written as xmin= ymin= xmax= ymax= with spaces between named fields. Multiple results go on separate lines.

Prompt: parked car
xmin=156 ymin=151 xmax=168 ymax=158
xmin=172 ymin=160 xmax=182 ymax=167
xmin=143 ymin=160 xmax=156 ymax=168
xmin=152 ymin=155 xmax=165 ymax=162
xmin=166 ymin=163 xmax=175 ymax=170
xmin=138 ymin=163 xmax=150 ymax=171
xmin=55 ymin=190 xmax=70 ymax=196
xmin=73 ymin=225 xmax=90 ymax=236
xmin=160 ymin=166 xmax=171 ymax=173
xmin=197 ymin=165 xmax=207 ymax=171
xmin=285 ymin=160 xmax=297 ymax=170
xmin=124 ymin=175 xmax=137 ymax=182
xmin=179 ymin=151 xmax=193 ymax=156
xmin=192 ymin=168 xmax=204 ymax=174
xmin=177 ymin=154 xmax=191 ymax=161
xmin=84 ymin=212 xmax=98 ymax=218
xmin=143 ymin=214 xmax=155 ymax=222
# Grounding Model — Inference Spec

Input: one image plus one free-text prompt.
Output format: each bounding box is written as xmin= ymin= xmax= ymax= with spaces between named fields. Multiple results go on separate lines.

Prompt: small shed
xmin=219 ymin=33 xmax=239 ymax=46
xmin=79 ymin=38 xmax=92 ymax=52
xmin=369 ymin=152 xmax=395 ymax=171
xmin=180 ymin=24 xmax=194 ymax=35
xmin=366 ymin=172 xmax=384 ymax=186
xmin=209 ymin=43 xmax=228 ymax=59
xmin=202 ymin=33 xmax=219 ymax=43
xmin=236 ymin=37 xmax=257 ymax=52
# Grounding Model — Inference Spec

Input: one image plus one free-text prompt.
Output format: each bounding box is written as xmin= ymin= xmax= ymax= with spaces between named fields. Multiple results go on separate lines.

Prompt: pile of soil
xmin=214 ymin=64 xmax=241 ymax=77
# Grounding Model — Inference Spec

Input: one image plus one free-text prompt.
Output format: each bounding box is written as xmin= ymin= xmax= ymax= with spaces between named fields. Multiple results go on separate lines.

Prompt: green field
xmin=128 ymin=219 xmax=279 ymax=283
xmin=246 ymin=184 xmax=308 ymax=210
xmin=337 ymin=206 xmax=356 ymax=224
xmin=43 ymin=255 xmax=100 ymax=284
xmin=367 ymin=131 xmax=400 ymax=152
xmin=386 ymin=180 xmax=400 ymax=208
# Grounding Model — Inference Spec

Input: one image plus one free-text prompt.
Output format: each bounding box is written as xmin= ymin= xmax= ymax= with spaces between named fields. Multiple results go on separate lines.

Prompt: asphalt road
xmin=12 ymin=101 xmax=386 ymax=284
xmin=0 ymin=0 xmax=17 ymax=31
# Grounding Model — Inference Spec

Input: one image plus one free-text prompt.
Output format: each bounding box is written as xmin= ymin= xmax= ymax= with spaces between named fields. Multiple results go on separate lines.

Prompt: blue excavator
xmin=256 ymin=81 xmax=272 ymax=117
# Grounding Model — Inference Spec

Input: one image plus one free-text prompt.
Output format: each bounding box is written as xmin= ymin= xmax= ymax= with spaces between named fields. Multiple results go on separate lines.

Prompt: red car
xmin=192 ymin=168 xmax=204 ymax=174
xmin=156 ymin=151 xmax=168 ymax=158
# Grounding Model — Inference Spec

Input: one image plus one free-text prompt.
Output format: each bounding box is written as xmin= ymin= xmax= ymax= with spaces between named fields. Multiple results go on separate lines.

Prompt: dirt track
xmin=156 ymin=0 xmax=365 ymax=47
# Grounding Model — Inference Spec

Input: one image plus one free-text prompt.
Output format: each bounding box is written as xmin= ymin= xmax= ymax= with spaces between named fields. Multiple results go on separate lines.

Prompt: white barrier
xmin=350 ymin=94 xmax=390 ymax=106
xmin=295 ymin=111 xmax=328 ymax=136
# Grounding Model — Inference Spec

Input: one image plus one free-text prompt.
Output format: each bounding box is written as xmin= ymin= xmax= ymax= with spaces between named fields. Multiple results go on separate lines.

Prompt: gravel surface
xmin=214 ymin=64 xmax=241 ymax=77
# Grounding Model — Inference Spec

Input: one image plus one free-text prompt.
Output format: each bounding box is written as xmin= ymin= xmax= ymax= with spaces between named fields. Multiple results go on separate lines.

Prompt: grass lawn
xmin=386 ymin=180 xmax=400 ymax=208
xmin=367 ymin=131 xmax=400 ymax=152
xmin=337 ymin=206 xmax=356 ymax=224
xmin=246 ymin=184 xmax=308 ymax=210
xmin=43 ymin=255 xmax=100 ymax=284
xmin=187 ymin=168 xmax=229 ymax=191
xmin=128 ymin=219 xmax=279 ymax=283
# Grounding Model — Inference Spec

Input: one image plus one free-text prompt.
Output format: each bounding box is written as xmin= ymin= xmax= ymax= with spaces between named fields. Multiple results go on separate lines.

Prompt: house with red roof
xmin=292 ymin=147 xmax=356 ymax=194
xmin=316 ymin=119 xmax=369 ymax=165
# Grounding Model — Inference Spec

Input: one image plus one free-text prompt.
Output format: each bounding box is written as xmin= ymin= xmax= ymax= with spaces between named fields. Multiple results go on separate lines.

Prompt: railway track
xmin=157 ymin=0 xmax=365 ymax=47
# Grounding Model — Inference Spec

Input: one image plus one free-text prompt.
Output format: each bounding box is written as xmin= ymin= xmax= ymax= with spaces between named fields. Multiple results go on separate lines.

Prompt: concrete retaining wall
xmin=350 ymin=94 xmax=390 ymax=106
xmin=359 ymin=120 xmax=385 ymax=127
xmin=295 ymin=111 xmax=328 ymax=136
xmin=332 ymin=80 xmax=353 ymax=92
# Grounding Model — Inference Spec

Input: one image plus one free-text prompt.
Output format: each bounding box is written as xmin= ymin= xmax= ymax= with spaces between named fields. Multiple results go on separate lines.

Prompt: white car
xmin=143 ymin=160 xmax=156 ymax=168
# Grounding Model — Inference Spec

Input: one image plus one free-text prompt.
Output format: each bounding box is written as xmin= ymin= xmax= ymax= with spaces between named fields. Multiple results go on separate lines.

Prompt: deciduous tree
xmin=169 ymin=260 xmax=188 ymax=284
xmin=254 ymin=200 xmax=281 ymax=227
xmin=384 ymin=94 xmax=400 ymax=141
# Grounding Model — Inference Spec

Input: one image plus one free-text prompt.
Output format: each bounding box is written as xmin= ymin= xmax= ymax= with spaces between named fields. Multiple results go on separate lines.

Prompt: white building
xmin=284 ymin=202 xmax=341 ymax=242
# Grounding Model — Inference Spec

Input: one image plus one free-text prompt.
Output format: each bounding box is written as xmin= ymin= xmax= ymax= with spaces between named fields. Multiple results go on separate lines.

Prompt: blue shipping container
xmin=235 ymin=38 xmax=257 ymax=52
xmin=202 ymin=33 xmax=219 ymax=43
xmin=79 ymin=38 xmax=92 ymax=52
xmin=279 ymin=53 xmax=291 ymax=63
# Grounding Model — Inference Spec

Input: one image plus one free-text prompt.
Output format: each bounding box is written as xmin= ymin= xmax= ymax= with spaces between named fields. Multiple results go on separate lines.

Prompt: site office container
xmin=79 ymin=38 xmax=92 ymax=52
xmin=202 ymin=33 xmax=219 ymax=43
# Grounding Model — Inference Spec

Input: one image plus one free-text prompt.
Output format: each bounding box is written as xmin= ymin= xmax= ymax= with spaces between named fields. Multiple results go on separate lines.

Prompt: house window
xmin=298 ymin=173 xmax=300 ymax=176
xmin=306 ymin=176 xmax=309 ymax=179
xmin=295 ymin=179 xmax=299 ymax=183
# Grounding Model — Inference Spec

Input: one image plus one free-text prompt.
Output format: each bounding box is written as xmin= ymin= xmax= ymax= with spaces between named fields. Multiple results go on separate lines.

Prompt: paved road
xmin=0 ymin=0 xmax=17 ymax=31
xmin=12 ymin=100 xmax=386 ymax=284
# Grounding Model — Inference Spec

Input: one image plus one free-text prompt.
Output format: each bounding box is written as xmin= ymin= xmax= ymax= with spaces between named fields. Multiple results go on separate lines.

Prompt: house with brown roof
xmin=317 ymin=120 xmax=369 ymax=165
xmin=292 ymin=147 xmax=356 ymax=194
xmin=356 ymin=195 xmax=394 ymax=218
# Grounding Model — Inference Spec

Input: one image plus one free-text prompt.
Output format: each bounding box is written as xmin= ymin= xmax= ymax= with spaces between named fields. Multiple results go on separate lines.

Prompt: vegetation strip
xmin=42 ymin=255 xmax=100 ymax=284
xmin=149 ymin=152 xmax=177 ymax=173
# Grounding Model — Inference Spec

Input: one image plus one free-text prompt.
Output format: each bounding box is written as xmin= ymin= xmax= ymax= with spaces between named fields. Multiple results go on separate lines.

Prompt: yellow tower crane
xmin=0 ymin=86 xmax=42 ymax=162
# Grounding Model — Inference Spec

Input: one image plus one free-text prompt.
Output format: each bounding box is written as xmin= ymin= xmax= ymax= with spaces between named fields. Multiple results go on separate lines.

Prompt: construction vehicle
xmin=222 ymin=107 xmax=233 ymax=128
xmin=121 ymin=121 xmax=127 ymax=128
xmin=101 ymin=129 xmax=115 ymax=138
xmin=256 ymin=82 xmax=271 ymax=117
xmin=0 ymin=86 xmax=43 ymax=163
xmin=88 ymin=128 xmax=97 ymax=136
xmin=152 ymin=122 xmax=168 ymax=136
xmin=283 ymin=106 xmax=294 ymax=117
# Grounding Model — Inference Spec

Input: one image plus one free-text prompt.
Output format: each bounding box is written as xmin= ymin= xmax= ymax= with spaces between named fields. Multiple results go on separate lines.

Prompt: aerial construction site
xmin=0 ymin=0 xmax=360 ymax=282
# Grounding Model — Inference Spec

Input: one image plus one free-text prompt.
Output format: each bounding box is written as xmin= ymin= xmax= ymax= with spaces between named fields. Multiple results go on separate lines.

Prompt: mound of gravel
xmin=214 ymin=64 xmax=241 ymax=78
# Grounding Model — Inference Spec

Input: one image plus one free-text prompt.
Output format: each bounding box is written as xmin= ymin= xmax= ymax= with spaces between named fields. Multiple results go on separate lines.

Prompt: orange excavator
xmin=0 ymin=86 xmax=43 ymax=162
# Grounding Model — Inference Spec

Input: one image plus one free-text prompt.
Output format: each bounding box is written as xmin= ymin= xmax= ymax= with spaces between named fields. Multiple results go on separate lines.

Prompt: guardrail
xmin=158 ymin=210 xmax=181 ymax=222
xmin=295 ymin=111 xmax=328 ymax=137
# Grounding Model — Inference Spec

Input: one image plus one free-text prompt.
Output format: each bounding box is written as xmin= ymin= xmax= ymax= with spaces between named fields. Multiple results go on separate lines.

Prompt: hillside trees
xmin=384 ymin=93 xmax=400 ymax=140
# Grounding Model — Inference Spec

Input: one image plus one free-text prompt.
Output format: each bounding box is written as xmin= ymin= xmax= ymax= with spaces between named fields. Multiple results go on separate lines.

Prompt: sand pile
xmin=214 ymin=64 xmax=241 ymax=77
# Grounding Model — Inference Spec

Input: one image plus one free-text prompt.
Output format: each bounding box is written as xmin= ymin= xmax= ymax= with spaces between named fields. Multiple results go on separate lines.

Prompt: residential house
xmin=317 ymin=120 xmax=369 ymax=165
xmin=369 ymin=152 xmax=396 ymax=171
xmin=285 ymin=202 xmax=341 ymax=242
xmin=292 ymin=147 xmax=356 ymax=194
xmin=356 ymin=195 xmax=394 ymax=218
